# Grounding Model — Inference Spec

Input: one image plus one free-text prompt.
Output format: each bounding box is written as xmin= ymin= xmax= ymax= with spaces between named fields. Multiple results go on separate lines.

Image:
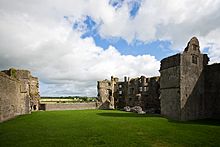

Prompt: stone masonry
xmin=160 ymin=37 xmax=220 ymax=121
xmin=97 ymin=76 xmax=118 ymax=109
xmin=0 ymin=68 xmax=40 ymax=122
xmin=97 ymin=75 xmax=160 ymax=112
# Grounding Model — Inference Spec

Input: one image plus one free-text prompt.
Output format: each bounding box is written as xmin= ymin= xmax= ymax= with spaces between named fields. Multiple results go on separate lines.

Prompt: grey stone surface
xmin=160 ymin=37 xmax=220 ymax=121
xmin=97 ymin=75 xmax=160 ymax=112
xmin=0 ymin=68 xmax=40 ymax=122
xmin=97 ymin=76 xmax=118 ymax=109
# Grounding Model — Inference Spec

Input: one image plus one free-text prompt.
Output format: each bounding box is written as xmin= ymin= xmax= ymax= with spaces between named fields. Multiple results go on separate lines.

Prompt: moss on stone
xmin=9 ymin=68 xmax=17 ymax=79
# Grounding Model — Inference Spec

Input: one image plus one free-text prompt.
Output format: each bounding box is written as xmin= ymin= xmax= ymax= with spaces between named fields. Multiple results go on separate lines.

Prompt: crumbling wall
xmin=126 ymin=78 xmax=140 ymax=107
xmin=29 ymin=77 xmax=40 ymax=111
xmin=125 ymin=76 xmax=160 ymax=112
xmin=142 ymin=77 xmax=160 ymax=112
xmin=97 ymin=80 xmax=111 ymax=109
xmin=115 ymin=81 xmax=127 ymax=109
xmin=97 ymin=76 xmax=118 ymax=109
xmin=0 ymin=68 xmax=40 ymax=122
xmin=98 ymin=75 xmax=160 ymax=112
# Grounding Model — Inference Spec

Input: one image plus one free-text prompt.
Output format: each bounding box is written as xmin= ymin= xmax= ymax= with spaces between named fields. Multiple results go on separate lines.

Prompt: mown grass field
xmin=0 ymin=110 xmax=220 ymax=147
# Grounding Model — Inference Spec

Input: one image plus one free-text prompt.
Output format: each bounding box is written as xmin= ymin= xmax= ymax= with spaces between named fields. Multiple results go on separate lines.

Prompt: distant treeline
xmin=41 ymin=96 xmax=97 ymax=102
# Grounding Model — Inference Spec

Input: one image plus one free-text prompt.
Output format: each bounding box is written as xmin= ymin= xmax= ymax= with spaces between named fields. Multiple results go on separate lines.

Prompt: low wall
xmin=40 ymin=102 xmax=97 ymax=111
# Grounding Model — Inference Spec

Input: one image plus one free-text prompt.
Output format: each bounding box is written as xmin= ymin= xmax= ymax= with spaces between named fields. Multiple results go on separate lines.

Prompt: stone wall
xmin=205 ymin=63 xmax=220 ymax=119
xmin=160 ymin=53 xmax=182 ymax=119
xmin=115 ymin=80 xmax=127 ymax=109
xmin=0 ymin=68 xmax=40 ymax=122
xmin=160 ymin=54 xmax=181 ymax=70
xmin=179 ymin=45 xmax=208 ymax=120
xmin=125 ymin=77 xmax=141 ymax=107
xmin=1 ymin=73 xmax=20 ymax=121
xmin=0 ymin=72 xmax=30 ymax=122
xmin=160 ymin=37 xmax=208 ymax=120
xmin=141 ymin=77 xmax=160 ymax=112
xmin=160 ymin=37 xmax=220 ymax=121
xmin=97 ymin=76 xmax=118 ymax=109
xmin=160 ymin=63 xmax=181 ymax=120
xmin=40 ymin=102 xmax=97 ymax=111
xmin=29 ymin=77 xmax=40 ymax=110
xmin=125 ymin=76 xmax=160 ymax=112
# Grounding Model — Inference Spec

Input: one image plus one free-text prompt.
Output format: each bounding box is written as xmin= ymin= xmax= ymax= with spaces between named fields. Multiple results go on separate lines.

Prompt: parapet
xmin=14 ymin=69 xmax=31 ymax=80
xmin=160 ymin=54 xmax=181 ymax=71
xmin=0 ymin=71 xmax=19 ymax=82
xmin=1 ymin=68 xmax=31 ymax=80
xmin=97 ymin=80 xmax=111 ymax=89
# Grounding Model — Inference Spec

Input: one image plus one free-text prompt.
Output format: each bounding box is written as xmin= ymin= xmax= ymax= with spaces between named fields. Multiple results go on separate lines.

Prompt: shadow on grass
xmin=97 ymin=111 xmax=220 ymax=126
xmin=168 ymin=119 xmax=220 ymax=126
xmin=96 ymin=111 xmax=161 ymax=118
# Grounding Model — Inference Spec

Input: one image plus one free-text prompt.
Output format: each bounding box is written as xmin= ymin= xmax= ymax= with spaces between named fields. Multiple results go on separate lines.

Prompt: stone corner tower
xmin=160 ymin=37 xmax=209 ymax=121
xmin=97 ymin=76 xmax=118 ymax=109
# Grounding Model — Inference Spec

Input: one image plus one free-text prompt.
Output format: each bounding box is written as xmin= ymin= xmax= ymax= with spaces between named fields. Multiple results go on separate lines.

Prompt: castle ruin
xmin=97 ymin=76 xmax=160 ymax=112
xmin=97 ymin=37 xmax=220 ymax=121
xmin=0 ymin=68 xmax=40 ymax=122
xmin=0 ymin=37 xmax=219 ymax=122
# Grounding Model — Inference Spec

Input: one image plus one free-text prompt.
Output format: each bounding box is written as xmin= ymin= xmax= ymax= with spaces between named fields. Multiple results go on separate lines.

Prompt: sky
xmin=0 ymin=0 xmax=220 ymax=97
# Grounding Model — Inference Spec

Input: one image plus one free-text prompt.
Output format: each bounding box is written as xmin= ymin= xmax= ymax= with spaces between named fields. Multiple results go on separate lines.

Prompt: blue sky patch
xmin=109 ymin=0 xmax=124 ymax=9
xmin=93 ymin=36 xmax=175 ymax=60
xmin=128 ymin=0 xmax=142 ymax=18
xmin=68 ymin=12 xmax=175 ymax=61
xmin=109 ymin=0 xmax=141 ymax=18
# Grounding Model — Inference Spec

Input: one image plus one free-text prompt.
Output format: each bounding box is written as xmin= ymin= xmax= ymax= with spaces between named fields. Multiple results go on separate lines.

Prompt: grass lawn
xmin=0 ymin=110 xmax=220 ymax=147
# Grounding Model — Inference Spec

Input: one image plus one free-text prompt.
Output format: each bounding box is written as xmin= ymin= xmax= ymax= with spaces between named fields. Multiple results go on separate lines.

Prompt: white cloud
xmin=0 ymin=1 xmax=159 ymax=96
xmin=90 ymin=0 xmax=220 ymax=60
xmin=199 ymin=28 xmax=220 ymax=63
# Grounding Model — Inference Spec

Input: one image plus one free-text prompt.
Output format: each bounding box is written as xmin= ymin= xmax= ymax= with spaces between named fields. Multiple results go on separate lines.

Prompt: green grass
xmin=0 ymin=110 xmax=220 ymax=147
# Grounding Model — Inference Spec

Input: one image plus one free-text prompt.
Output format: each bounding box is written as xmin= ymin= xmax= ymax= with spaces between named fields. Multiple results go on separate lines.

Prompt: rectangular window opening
xmin=192 ymin=54 xmax=198 ymax=64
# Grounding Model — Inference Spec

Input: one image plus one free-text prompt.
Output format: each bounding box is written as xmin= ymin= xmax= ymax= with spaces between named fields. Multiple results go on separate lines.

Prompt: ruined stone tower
xmin=160 ymin=37 xmax=209 ymax=121
xmin=97 ymin=76 xmax=118 ymax=109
